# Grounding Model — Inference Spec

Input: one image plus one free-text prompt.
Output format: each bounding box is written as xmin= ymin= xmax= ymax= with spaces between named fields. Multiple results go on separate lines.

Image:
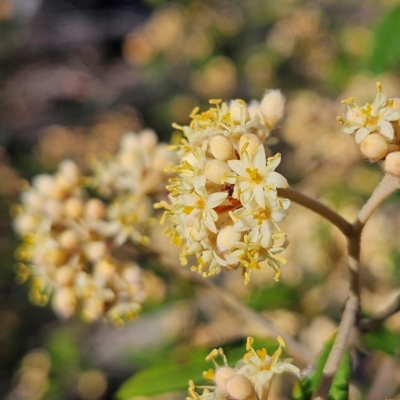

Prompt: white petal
xmin=254 ymin=186 xmax=265 ymax=208
xmin=378 ymin=120 xmax=394 ymax=140
xmin=266 ymin=153 xmax=281 ymax=171
xmin=253 ymin=144 xmax=267 ymax=171
xmin=341 ymin=122 xmax=359 ymax=135
xmin=227 ymin=160 xmax=247 ymax=176
xmin=384 ymin=108 xmax=400 ymax=121
xmin=266 ymin=171 xmax=288 ymax=188
xmin=208 ymin=192 xmax=228 ymax=208
xmin=272 ymin=362 xmax=300 ymax=376
xmin=355 ymin=127 xmax=370 ymax=144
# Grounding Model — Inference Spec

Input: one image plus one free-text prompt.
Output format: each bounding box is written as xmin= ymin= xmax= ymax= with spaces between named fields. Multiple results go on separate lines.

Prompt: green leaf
xmin=367 ymin=6 xmax=400 ymax=74
xmin=246 ymin=284 xmax=300 ymax=311
xmin=292 ymin=333 xmax=350 ymax=400
xmin=116 ymin=337 xmax=280 ymax=399
xmin=116 ymin=348 xmax=209 ymax=399
xmin=364 ymin=325 xmax=400 ymax=358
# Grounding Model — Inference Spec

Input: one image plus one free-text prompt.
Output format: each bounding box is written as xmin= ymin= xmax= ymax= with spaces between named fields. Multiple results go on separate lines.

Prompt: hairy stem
xmin=354 ymin=173 xmax=400 ymax=232
xmin=278 ymin=187 xmax=353 ymax=236
xmin=312 ymin=295 xmax=359 ymax=400
xmin=167 ymin=262 xmax=313 ymax=366
xmin=359 ymin=293 xmax=400 ymax=332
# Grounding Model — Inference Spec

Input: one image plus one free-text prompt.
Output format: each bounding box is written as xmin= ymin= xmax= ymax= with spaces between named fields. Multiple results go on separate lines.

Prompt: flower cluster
xmin=188 ymin=337 xmax=300 ymax=400
xmin=12 ymin=130 xmax=173 ymax=323
xmin=338 ymin=82 xmax=400 ymax=176
xmin=157 ymin=90 xmax=290 ymax=284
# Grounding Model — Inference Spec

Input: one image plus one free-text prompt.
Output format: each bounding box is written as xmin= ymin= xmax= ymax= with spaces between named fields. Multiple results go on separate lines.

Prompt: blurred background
xmin=2 ymin=0 xmax=400 ymax=399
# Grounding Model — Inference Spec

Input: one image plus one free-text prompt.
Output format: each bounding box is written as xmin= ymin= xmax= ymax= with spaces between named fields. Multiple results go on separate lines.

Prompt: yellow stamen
xmin=341 ymin=97 xmax=355 ymax=105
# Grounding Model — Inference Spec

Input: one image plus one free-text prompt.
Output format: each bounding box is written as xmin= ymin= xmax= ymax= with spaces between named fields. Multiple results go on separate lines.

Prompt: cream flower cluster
xmin=338 ymin=83 xmax=400 ymax=176
xmin=188 ymin=337 xmax=300 ymax=400
xmin=157 ymin=90 xmax=290 ymax=284
xmin=13 ymin=130 xmax=173 ymax=323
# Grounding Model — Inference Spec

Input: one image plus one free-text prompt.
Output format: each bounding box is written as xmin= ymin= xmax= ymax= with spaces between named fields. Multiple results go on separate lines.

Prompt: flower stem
xmin=354 ymin=173 xmax=400 ymax=232
xmin=278 ymin=187 xmax=353 ymax=236
xmin=359 ymin=293 xmax=400 ymax=332
xmin=311 ymin=295 xmax=359 ymax=400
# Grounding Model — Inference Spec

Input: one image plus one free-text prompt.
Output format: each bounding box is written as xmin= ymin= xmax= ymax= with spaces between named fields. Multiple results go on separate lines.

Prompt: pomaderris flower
xmin=338 ymin=82 xmax=400 ymax=164
xmin=12 ymin=130 xmax=173 ymax=323
xmin=187 ymin=337 xmax=300 ymax=400
xmin=157 ymin=90 xmax=290 ymax=284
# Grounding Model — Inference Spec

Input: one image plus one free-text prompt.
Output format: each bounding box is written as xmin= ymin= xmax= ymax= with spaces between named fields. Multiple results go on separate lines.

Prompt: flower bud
xmin=85 ymin=199 xmax=106 ymax=220
xmin=32 ymin=174 xmax=55 ymax=196
xmin=122 ymin=264 xmax=142 ymax=284
xmin=94 ymin=259 xmax=116 ymax=278
xmin=359 ymin=133 xmax=389 ymax=162
xmin=226 ymin=375 xmax=254 ymax=400
xmin=139 ymin=129 xmax=158 ymax=150
xmin=84 ymin=241 xmax=108 ymax=262
xmin=239 ymin=134 xmax=262 ymax=156
xmin=44 ymin=199 xmax=63 ymax=221
xmin=58 ymin=230 xmax=80 ymax=251
xmin=384 ymin=151 xmax=400 ymax=176
xmin=13 ymin=214 xmax=37 ymax=235
xmin=214 ymin=367 xmax=236 ymax=390
xmin=209 ymin=135 xmax=235 ymax=161
xmin=58 ymin=159 xmax=80 ymax=185
xmin=217 ymin=224 xmax=242 ymax=253
xmin=392 ymin=97 xmax=400 ymax=110
xmin=260 ymin=89 xmax=285 ymax=129
xmin=229 ymin=100 xmax=249 ymax=124
xmin=120 ymin=133 xmax=140 ymax=154
xmin=65 ymin=197 xmax=84 ymax=219
xmin=247 ymin=100 xmax=260 ymax=119
xmin=204 ymin=160 xmax=232 ymax=184
xmin=43 ymin=248 xmax=66 ymax=267
xmin=52 ymin=287 xmax=77 ymax=318
xmin=55 ymin=265 xmax=76 ymax=286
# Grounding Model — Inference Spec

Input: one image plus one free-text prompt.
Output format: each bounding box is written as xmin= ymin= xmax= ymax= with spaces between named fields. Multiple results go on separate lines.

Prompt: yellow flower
xmin=159 ymin=93 xmax=290 ymax=283
xmin=340 ymin=82 xmax=399 ymax=144
xmin=187 ymin=337 xmax=299 ymax=400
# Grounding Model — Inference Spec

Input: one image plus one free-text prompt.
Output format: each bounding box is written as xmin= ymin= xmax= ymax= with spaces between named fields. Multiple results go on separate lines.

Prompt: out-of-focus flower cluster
xmin=157 ymin=90 xmax=290 ymax=284
xmin=188 ymin=337 xmax=299 ymax=400
xmin=339 ymin=82 xmax=400 ymax=176
xmin=12 ymin=130 xmax=174 ymax=324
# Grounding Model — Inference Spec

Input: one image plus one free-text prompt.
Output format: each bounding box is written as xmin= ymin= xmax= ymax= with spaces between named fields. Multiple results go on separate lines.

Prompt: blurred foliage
xmin=117 ymin=337 xmax=280 ymax=398
xmin=292 ymin=334 xmax=350 ymax=400
xmin=368 ymin=6 xmax=400 ymax=74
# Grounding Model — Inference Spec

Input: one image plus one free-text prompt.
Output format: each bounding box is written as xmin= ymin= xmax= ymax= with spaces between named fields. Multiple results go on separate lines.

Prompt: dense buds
xmin=338 ymin=83 xmax=400 ymax=176
xmin=12 ymin=130 xmax=173 ymax=323
xmin=156 ymin=90 xmax=290 ymax=284
xmin=187 ymin=337 xmax=299 ymax=400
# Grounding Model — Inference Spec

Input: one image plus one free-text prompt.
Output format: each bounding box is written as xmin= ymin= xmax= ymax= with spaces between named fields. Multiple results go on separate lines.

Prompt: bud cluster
xmin=156 ymin=90 xmax=290 ymax=284
xmin=12 ymin=130 xmax=173 ymax=323
xmin=338 ymin=82 xmax=400 ymax=176
xmin=188 ymin=337 xmax=300 ymax=400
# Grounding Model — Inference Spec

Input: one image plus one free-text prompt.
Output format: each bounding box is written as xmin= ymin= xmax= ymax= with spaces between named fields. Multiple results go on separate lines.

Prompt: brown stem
xmin=354 ymin=173 xmax=400 ymax=232
xmin=359 ymin=294 xmax=400 ymax=332
xmin=312 ymin=295 xmax=359 ymax=400
xmin=168 ymin=263 xmax=313 ymax=366
xmin=278 ymin=187 xmax=353 ymax=236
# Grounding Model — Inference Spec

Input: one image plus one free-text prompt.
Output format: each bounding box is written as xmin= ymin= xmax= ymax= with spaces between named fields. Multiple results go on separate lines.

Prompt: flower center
xmin=246 ymin=168 xmax=262 ymax=183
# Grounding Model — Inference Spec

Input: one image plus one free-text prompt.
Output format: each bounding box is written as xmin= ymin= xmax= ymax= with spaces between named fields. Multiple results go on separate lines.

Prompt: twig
xmin=278 ymin=187 xmax=353 ymax=236
xmin=359 ymin=294 xmax=400 ymax=332
xmin=354 ymin=173 xmax=400 ymax=232
xmin=312 ymin=295 xmax=359 ymax=400
xmin=168 ymin=264 xmax=313 ymax=366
